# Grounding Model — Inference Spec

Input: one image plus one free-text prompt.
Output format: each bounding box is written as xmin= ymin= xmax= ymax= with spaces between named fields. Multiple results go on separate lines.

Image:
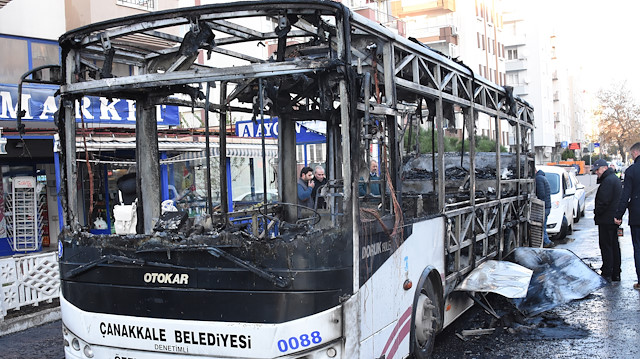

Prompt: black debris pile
xmin=403 ymin=168 xmax=433 ymax=180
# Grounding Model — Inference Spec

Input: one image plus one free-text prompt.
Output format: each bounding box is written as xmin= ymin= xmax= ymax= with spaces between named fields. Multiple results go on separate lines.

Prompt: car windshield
xmin=545 ymin=172 xmax=561 ymax=194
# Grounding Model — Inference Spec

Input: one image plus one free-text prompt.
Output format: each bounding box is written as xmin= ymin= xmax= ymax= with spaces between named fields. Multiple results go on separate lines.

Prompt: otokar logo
xmin=143 ymin=272 xmax=189 ymax=285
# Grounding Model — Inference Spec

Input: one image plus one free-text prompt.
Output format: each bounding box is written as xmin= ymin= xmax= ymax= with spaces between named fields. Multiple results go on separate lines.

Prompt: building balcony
xmin=354 ymin=6 xmax=406 ymax=37
xmin=505 ymin=59 xmax=527 ymax=72
xmin=410 ymin=25 xmax=458 ymax=46
xmin=390 ymin=0 xmax=455 ymax=18
xmin=513 ymin=84 xmax=528 ymax=96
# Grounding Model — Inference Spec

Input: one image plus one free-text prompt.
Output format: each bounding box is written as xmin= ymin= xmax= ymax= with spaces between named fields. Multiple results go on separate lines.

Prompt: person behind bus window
xmin=359 ymin=160 xmax=380 ymax=196
xmin=311 ymin=165 xmax=327 ymax=209
xmin=297 ymin=166 xmax=315 ymax=216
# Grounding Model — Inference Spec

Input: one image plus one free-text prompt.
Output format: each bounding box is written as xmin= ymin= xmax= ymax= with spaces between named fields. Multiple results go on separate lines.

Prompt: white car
xmin=538 ymin=165 xmax=576 ymax=240
xmin=567 ymin=170 xmax=586 ymax=222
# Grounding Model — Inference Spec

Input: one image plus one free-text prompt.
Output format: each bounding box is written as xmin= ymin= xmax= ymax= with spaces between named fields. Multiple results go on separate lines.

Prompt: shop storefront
xmin=0 ymin=79 xmax=180 ymax=255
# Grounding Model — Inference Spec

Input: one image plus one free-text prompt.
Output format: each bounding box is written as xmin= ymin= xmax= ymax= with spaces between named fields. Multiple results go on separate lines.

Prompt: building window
xmin=507 ymin=49 xmax=518 ymax=60
xmin=477 ymin=32 xmax=481 ymax=49
xmin=0 ymin=37 xmax=28 ymax=83
xmin=507 ymin=72 xmax=519 ymax=85
xmin=116 ymin=0 xmax=156 ymax=11
xmin=481 ymin=35 xmax=485 ymax=50
xmin=0 ymin=36 xmax=59 ymax=84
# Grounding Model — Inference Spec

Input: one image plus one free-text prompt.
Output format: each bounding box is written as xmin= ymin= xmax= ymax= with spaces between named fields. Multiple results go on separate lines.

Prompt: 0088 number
xmin=277 ymin=331 xmax=322 ymax=352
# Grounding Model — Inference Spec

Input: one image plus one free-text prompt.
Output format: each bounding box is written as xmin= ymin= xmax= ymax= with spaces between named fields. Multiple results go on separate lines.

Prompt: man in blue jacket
xmin=535 ymin=168 xmax=553 ymax=247
xmin=614 ymin=142 xmax=640 ymax=290
xmin=593 ymin=158 xmax=622 ymax=282
xmin=297 ymin=166 xmax=315 ymax=218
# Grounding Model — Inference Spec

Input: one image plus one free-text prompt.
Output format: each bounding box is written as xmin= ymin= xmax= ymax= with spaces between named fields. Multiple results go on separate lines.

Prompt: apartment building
xmin=502 ymin=1 xmax=556 ymax=164
xmin=388 ymin=0 xmax=512 ymax=148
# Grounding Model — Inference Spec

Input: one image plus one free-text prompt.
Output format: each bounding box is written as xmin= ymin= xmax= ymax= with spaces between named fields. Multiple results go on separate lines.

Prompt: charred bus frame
xmin=47 ymin=1 xmax=537 ymax=358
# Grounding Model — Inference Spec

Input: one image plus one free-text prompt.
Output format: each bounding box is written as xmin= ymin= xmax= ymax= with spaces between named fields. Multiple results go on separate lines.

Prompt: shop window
xmin=0 ymin=37 xmax=29 ymax=83
xmin=31 ymin=42 xmax=59 ymax=69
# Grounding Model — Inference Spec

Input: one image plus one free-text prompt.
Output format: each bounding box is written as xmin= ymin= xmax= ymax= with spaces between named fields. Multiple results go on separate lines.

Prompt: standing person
xmin=614 ymin=142 xmax=640 ymax=290
xmin=593 ymin=158 xmax=622 ymax=282
xmin=359 ymin=159 xmax=381 ymax=196
xmin=311 ymin=165 xmax=327 ymax=209
xmin=297 ymin=166 xmax=315 ymax=217
xmin=535 ymin=168 xmax=554 ymax=247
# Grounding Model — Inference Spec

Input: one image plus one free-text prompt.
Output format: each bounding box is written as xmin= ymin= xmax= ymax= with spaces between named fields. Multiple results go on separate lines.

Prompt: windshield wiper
xmin=207 ymin=247 xmax=290 ymax=288
xmin=63 ymin=254 xmax=188 ymax=279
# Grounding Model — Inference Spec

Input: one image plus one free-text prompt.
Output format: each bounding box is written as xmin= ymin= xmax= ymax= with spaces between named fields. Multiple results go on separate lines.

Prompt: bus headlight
xmin=83 ymin=344 xmax=94 ymax=358
xmin=327 ymin=347 xmax=337 ymax=357
xmin=71 ymin=338 xmax=80 ymax=351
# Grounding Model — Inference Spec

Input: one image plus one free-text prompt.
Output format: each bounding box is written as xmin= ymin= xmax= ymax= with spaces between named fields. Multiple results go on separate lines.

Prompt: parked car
xmin=232 ymin=190 xmax=278 ymax=210
xmin=567 ymin=170 xmax=586 ymax=222
xmin=538 ymin=165 xmax=576 ymax=240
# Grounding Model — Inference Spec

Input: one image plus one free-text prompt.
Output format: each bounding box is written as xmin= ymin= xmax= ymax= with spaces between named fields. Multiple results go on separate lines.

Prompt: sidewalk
xmin=0 ymin=300 xmax=60 ymax=337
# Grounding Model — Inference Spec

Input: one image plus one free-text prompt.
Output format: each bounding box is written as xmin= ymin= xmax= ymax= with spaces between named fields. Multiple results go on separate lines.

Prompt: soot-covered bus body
xmin=51 ymin=1 xmax=537 ymax=358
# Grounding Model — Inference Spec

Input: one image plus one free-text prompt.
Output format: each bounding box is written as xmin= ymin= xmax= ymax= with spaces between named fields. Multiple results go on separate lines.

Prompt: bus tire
xmin=411 ymin=270 xmax=443 ymax=359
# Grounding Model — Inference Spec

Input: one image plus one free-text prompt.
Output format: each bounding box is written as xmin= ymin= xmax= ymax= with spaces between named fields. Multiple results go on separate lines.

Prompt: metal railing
xmin=116 ymin=0 xmax=155 ymax=11
xmin=0 ymin=252 xmax=59 ymax=320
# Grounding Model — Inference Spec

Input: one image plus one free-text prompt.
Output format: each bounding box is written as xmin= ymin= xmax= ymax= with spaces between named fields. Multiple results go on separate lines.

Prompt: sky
xmin=551 ymin=0 xmax=640 ymax=98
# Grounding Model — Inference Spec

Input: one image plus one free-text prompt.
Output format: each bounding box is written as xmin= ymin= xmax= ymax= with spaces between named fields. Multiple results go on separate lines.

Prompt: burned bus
xmin=49 ymin=1 xmax=538 ymax=358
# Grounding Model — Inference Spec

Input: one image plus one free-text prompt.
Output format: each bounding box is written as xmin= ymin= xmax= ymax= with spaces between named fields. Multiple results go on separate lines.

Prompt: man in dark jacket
xmin=615 ymin=142 xmax=640 ymax=290
xmin=535 ymin=169 xmax=553 ymax=247
xmin=311 ymin=165 xmax=327 ymax=209
xmin=297 ymin=166 xmax=314 ymax=218
xmin=593 ymin=158 xmax=622 ymax=281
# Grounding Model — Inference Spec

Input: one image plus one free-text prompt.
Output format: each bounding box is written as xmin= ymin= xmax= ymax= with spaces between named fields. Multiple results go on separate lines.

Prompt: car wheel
xmin=574 ymin=205 xmax=580 ymax=223
xmin=558 ymin=216 xmax=568 ymax=239
xmin=580 ymin=205 xmax=585 ymax=218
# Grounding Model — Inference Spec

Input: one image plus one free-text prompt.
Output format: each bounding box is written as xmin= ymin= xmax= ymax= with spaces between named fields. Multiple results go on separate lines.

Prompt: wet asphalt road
xmin=3 ymin=175 xmax=640 ymax=359
xmin=433 ymin=174 xmax=640 ymax=359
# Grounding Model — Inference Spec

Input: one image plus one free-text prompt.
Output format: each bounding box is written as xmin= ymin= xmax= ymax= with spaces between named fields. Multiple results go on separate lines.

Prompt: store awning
xmin=74 ymin=138 xmax=279 ymax=159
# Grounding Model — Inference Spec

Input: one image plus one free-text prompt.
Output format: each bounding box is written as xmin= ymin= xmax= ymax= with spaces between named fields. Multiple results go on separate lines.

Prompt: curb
xmin=0 ymin=307 xmax=61 ymax=337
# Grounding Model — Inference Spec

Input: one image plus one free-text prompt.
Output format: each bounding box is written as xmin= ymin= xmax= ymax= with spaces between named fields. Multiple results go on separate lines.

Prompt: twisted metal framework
xmin=56 ymin=0 xmax=536 ymax=291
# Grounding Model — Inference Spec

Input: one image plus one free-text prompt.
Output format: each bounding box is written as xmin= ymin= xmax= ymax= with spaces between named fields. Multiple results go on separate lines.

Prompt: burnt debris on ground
xmin=431 ymin=293 xmax=589 ymax=359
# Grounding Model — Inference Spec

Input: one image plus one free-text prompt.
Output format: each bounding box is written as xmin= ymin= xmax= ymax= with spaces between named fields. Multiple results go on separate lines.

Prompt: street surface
xmin=2 ymin=175 xmax=640 ymax=359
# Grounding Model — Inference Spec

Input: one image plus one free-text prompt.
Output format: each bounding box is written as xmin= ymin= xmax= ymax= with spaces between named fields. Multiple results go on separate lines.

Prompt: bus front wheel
xmin=412 ymin=279 xmax=443 ymax=358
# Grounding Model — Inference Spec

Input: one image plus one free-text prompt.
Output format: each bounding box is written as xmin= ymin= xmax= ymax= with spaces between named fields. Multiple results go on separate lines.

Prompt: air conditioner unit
xmin=451 ymin=25 xmax=458 ymax=36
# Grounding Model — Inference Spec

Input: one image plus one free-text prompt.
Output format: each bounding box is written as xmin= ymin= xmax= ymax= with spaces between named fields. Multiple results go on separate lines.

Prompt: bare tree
xmin=594 ymin=82 xmax=640 ymax=161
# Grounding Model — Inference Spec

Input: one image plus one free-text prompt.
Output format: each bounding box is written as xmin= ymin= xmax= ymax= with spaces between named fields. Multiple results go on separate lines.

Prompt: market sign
xmin=568 ymin=142 xmax=580 ymax=150
xmin=0 ymin=84 xmax=179 ymax=126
